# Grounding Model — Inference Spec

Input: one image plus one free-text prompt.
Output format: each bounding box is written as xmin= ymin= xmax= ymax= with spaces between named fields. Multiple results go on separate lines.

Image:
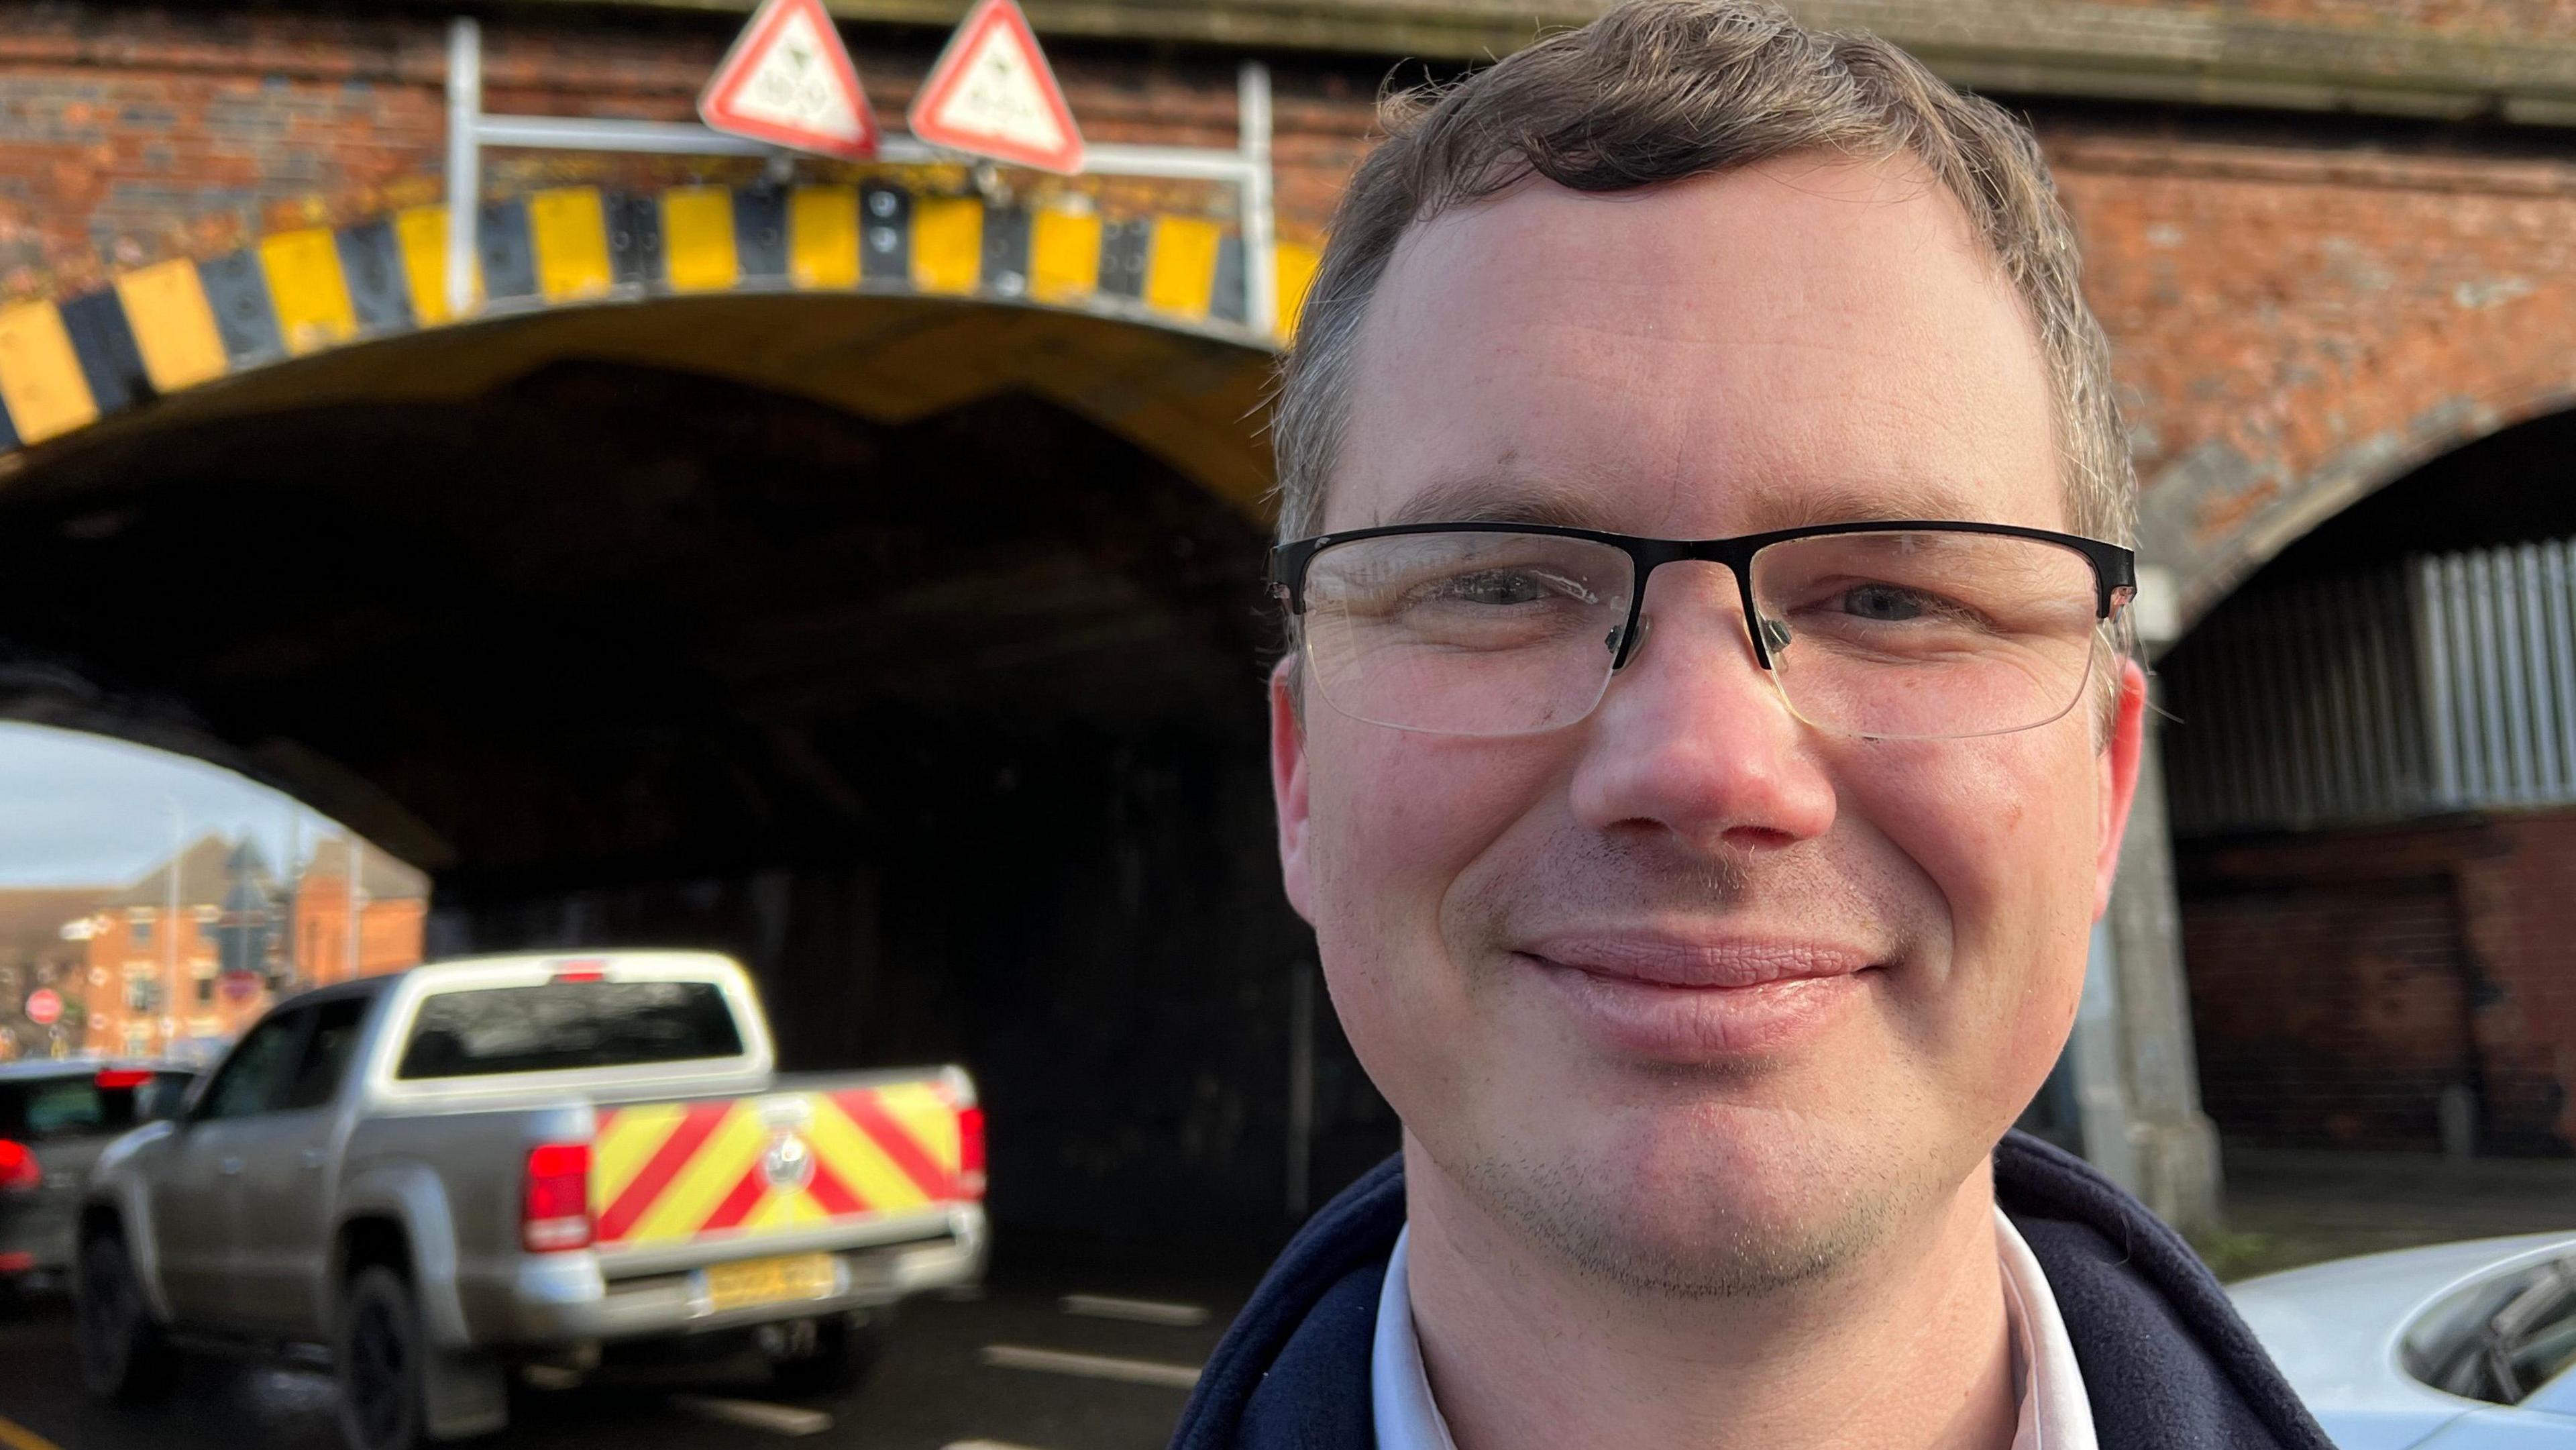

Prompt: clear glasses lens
xmin=1295 ymin=527 xmax=2110 ymax=739
xmin=1748 ymin=529 xmax=2105 ymax=739
xmin=1299 ymin=531 xmax=1635 ymax=735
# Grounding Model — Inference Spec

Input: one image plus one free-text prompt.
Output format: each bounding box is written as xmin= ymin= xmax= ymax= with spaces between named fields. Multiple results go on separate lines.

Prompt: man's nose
xmin=1567 ymin=565 xmax=1838 ymax=853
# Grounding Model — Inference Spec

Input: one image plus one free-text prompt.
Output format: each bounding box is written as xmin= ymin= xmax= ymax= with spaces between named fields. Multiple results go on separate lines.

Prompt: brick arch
xmin=0 ymin=175 xmax=1321 ymax=468
xmin=2145 ymin=370 xmax=2576 ymax=635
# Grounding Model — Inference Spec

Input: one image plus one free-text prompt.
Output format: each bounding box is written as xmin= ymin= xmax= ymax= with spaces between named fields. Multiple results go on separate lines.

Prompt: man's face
xmin=1271 ymin=156 xmax=2144 ymax=1294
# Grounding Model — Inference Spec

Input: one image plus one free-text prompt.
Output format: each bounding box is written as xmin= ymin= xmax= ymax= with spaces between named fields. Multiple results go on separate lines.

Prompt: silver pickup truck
xmin=73 ymin=951 xmax=987 ymax=1450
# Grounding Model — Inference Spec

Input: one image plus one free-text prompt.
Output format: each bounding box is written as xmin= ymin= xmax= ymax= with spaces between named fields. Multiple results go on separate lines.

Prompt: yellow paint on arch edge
xmin=113 ymin=258 xmax=228 ymax=393
xmin=910 ymin=195 xmax=983 ymax=297
xmin=789 ymin=186 xmax=861 ymax=291
xmin=0 ymin=1411 xmax=67 ymax=1450
xmin=393 ymin=205 xmax=472 ymax=325
xmin=529 ymin=187 xmax=615 ymax=303
xmin=662 ymin=187 xmax=741 ymax=295
xmin=1142 ymin=216 xmax=1222 ymax=321
xmin=257 ymin=226 xmax=359 ymax=356
xmin=1274 ymin=240 xmax=1322 ymax=340
xmin=1028 ymin=207 xmax=1103 ymax=306
xmin=0 ymin=301 xmax=99 ymax=446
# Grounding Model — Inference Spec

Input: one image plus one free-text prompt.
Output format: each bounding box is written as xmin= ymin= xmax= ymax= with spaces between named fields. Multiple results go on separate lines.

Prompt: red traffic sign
xmin=908 ymin=0 xmax=1085 ymax=175
xmin=23 ymin=988 xmax=60 ymax=1026
xmin=699 ymin=0 xmax=881 ymax=162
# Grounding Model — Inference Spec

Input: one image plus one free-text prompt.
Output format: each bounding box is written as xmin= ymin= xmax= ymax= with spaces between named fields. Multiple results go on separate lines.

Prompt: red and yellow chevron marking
xmin=588 ymin=1083 xmax=965 ymax=1249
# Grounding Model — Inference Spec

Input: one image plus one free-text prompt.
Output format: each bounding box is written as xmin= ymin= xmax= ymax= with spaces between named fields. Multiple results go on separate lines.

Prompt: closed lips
xmin=1515 ymin=936 xmax=1878 ymax=988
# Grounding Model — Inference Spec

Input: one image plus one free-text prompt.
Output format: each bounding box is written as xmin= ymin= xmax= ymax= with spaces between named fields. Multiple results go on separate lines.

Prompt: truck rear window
xmin=395 ymin=981 xmax=745 ymax=1080
xmin=0 ymin=1071 xmax=193 ymax=1139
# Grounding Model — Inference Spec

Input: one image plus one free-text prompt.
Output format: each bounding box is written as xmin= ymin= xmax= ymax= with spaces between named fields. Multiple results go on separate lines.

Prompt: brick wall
xmin=2182 ymin=809 xmax=2576 ymax=1153
xmin=2086 ymin=0 xmax=2576 ymax=40
xmin=2052 ymin=131 xmax=2576 ymax=613
xmin=0 ymin=7 xmax=1379 ymax=303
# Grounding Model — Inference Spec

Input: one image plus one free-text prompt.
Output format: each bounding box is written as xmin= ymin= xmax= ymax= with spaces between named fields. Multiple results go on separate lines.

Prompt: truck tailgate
xmin=590 ymin=1079 xmax=970 ymax=1253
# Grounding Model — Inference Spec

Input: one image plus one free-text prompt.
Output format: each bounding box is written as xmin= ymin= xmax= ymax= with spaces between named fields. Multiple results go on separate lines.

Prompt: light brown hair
xmin=1271 ymin=0 xmax=2133 ymax=553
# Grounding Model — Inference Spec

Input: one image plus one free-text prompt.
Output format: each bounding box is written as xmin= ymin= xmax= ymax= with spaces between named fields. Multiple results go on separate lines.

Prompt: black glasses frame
xmin=1271 ymin=520 xmax=2137 ymax=672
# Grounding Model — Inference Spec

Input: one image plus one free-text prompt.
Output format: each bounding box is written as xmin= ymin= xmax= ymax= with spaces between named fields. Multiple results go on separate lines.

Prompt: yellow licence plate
xmin=701 ymin=1253 xmax=839 ymax=1314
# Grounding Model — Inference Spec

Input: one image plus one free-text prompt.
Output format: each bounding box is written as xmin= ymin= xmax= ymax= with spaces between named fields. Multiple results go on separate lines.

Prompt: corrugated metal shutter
xmin=2165 ymin=537 xmax=2576 ymax=834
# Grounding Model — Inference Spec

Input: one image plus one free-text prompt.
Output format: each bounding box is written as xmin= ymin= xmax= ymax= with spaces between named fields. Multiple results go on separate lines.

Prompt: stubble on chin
xmin=1448 ymin=1123 xmax=1917 ymax=1300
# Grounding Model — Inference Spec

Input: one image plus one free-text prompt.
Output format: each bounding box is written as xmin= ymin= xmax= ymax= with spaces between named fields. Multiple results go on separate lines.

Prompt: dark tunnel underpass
xmin=0 ymin=315 xmax=1397 ymax=1245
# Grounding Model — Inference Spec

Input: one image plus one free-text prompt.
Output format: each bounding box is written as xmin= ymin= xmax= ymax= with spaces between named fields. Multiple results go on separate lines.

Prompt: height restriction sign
xmin=699 ymin=0 xmax=881 ymax=161
xmin=908 ymin=0 xmax=1085 ymax=174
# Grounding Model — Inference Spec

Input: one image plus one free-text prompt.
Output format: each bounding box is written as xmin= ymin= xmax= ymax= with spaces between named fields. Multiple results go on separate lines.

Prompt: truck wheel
xmin=336 ymin=1267 xmax=426 ymax=1450
xmin=74 ymin=1231 xmax=173 ymax=1402
xmin=761 ymin=1307 xmax=889 ymax=1397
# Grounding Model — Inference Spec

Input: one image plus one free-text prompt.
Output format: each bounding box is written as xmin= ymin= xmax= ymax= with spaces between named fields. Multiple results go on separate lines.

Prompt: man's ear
xmin=2094 ymin=657 xmax=2149 ymax=919
xmin=1271 ymin=654 xmax=1316 ymax=923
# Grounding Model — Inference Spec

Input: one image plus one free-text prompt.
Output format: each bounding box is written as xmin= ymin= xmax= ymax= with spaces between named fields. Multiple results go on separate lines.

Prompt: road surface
xmin=0 ymin=1257 xmax=1252 ymax=1450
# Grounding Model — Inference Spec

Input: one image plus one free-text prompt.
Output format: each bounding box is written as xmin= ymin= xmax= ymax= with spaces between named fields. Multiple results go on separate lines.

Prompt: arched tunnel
xmin=0 ymin=291 xmax=1391 ymax=1242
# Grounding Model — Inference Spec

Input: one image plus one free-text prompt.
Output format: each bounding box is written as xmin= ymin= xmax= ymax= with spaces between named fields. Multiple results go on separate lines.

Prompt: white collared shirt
xmin=1371 ymin=1207 xmax=2096 ymax=1450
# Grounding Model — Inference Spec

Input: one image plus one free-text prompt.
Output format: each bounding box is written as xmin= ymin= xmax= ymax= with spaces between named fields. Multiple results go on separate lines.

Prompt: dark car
xmin=1 ymin=1059 xmax=195 ymax=1288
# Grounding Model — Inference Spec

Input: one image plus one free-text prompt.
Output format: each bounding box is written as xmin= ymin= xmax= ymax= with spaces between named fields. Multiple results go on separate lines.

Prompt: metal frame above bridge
xmin=442 ymin=16 xmax=1281 ymax=336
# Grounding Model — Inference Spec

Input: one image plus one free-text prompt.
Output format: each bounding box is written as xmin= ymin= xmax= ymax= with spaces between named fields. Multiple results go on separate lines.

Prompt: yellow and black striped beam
xmin=0 ymin=180 xmax=1322 ymax=458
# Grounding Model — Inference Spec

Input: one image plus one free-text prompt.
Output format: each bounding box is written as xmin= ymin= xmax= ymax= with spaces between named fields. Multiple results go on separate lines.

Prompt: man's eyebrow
xmin=1730 ymin=476 xmax=2010 ymax=530
xmin=1375 ymin=469 xmax=1629 ymax=531
xmin=1370 ymin=470 xmax=2013 ymax=535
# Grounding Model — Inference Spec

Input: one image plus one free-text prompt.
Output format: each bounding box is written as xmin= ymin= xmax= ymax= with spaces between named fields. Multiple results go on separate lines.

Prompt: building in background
xmin=71 ymin=833 xmax=427 ymax=1058
xmin=292 ymin=837 xmax=431 ymax=987
xmin=0 ymin=886 xmax=113 ymax=1059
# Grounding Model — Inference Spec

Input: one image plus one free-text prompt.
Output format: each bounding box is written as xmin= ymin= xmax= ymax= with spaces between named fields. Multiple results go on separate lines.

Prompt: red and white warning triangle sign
xmin=699 ymin=0 xmax=881 ymax=161
xmin=908 ymin=0 xmax=1085 ymax=174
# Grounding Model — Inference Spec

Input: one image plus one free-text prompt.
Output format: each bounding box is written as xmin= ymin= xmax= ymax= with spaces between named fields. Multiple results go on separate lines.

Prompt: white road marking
xmin=1060 ymin=1293 xmax=1210 ymax=1327
xmin=943 ymin=1442 xmax=1052 ymax=1450
xmin=979 ymin=1343 xmax=1203 ymax=1389
xmin=670 ymin=1394 xmax=835 ymax=1437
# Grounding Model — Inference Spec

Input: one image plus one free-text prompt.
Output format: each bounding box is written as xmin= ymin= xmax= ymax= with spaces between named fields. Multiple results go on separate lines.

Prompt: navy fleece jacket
xmin=1170 ymin=1131 xmax=2338 ymax=1450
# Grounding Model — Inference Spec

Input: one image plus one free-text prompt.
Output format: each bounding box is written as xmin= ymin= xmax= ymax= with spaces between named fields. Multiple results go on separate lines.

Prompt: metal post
xmin=347 ymin=837 xmax=366 ymax=982
xmin=283 ymin=809 xmax=300 ymax=987
xmin=1238 ymin=61 xmax=1277 ymax=338
xmin=162 ymin=798 xmax=180 ymax=1052
xmin=445 ymin=17 xmax=482 ymax=322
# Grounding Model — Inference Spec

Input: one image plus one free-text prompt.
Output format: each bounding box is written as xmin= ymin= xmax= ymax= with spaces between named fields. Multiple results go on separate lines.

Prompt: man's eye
xmin=1836 ymin=584 xmax=1946 ymax=622
xmin=1424 ymin=568 xmax=1590 ymax=607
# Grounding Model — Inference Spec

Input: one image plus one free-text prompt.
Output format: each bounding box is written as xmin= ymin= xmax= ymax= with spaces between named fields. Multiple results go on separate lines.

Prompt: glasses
xmin=1272 ymin=521 xmax=2136 ymax=740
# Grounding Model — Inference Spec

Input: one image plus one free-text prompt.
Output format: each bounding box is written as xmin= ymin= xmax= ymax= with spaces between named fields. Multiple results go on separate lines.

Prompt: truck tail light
xmin=955 ymin=1106 xmax=985 ymax=1198
xmin=521 ymin=1143 xmax=593 ymax=1253
xmin=0 ymin=1141 xmax=40 ymax=1194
